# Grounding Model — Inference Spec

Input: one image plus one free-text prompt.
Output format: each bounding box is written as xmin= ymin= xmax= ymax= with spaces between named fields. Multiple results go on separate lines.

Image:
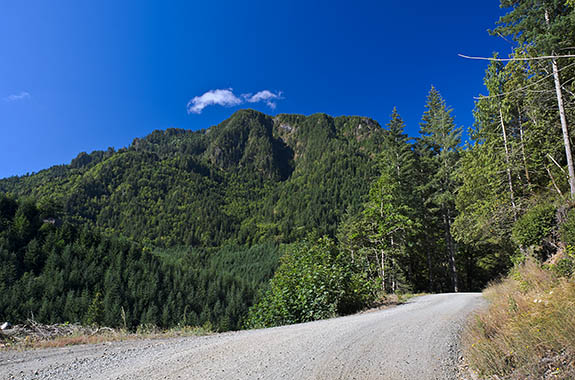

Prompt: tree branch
xmin=459 ymin=54 xmax=575 ymax=62
xmin=473 ymin=61 xmax=575 ymax=100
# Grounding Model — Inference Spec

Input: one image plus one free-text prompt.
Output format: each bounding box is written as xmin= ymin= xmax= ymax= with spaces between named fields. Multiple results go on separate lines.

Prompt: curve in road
xmin=0 ymin=293 xmax=484 ymax=380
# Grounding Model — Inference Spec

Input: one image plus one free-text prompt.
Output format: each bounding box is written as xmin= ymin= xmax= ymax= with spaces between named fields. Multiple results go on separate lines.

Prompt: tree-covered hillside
xmin=0 ymin=110 xmax=384 ymax=248
xmin=0 ymin=109 xmax=388 ymax=330
xmin=0 ymin=194 xmax=280 ymax=331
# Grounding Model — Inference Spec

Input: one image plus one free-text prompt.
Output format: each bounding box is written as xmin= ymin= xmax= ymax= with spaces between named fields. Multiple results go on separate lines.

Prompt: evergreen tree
xmin=417 ymin=87 xmax=462 ymax=292
xmin=339 ymin=109 xmax=419 ymax=293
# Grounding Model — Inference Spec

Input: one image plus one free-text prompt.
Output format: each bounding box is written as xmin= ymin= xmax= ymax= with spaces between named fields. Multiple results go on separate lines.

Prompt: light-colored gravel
xmin=0 ymin=293 xmax=484 ymax=380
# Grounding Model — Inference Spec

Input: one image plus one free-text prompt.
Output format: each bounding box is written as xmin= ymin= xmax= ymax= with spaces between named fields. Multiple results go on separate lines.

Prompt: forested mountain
xmin=0 ymin=110 xmax=388 ymax=330
xmin=0 ymin=103 xmax=506 ymax=332
xmin=0 ymin=110 xmax=384 ymax=248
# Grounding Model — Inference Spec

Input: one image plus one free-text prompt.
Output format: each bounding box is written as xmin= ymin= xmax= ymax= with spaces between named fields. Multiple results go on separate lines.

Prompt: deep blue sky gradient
xmin=0 ymin=0 xmax=512 ymax=178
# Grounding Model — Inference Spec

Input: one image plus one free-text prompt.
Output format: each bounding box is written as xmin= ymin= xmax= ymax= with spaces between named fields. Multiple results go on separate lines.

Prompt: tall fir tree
xmin=417 ymin=87 xmax=462 ymax=292
xmin=381 ymin=108 xmax=421 ymax=290
xmin=339 ymin=109 xmax=419 ymax=293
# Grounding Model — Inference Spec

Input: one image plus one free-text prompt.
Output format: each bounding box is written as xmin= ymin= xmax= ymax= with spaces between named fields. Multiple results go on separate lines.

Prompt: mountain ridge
xmin=0 ymin=109 xmax=386 ymax=248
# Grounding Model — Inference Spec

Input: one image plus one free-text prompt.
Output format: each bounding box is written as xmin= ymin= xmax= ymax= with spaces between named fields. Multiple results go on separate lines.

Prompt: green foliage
xmin=0 ymin=110 xmax=388 ymax=331
xmin=548 ymin=244 xmax=575 ymax=278
xmin=560 ymin=208 xmax=575 ymax=246
xmin=6 ymin=35 xmax=573 ymax=334
xmin=85 ymin=292 xmax=104 ymax=326
xmin=511 ymin=203 xmax=556 ymax=248
xmin=1 ymin=3 xmax=573 ymax=339
xmin=492 ymin=0 xmax=575 ymax=55
xmin=337 ymin=108 xmax=428 ymax=293
xmin=417 ymin=86 xmax=462 ymax=292
xmin=245 ymin=237 xmax=375 ymax=328
xmin=0 ymin=195 xmax=281 ymax=331
xmin=459 ymin=7 xmax=575 ymax=378
xmin=0 ymin=110 xmax=383 ymax=248
xmin=552 ymin=256 xmax=575 ymax=278
xmin=453 ymin=2 xmax=575 ymax=293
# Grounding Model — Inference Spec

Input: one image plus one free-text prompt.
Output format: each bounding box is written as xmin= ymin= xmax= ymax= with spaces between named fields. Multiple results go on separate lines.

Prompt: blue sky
xmin=0 ymin=0 xmax=512 ymax=179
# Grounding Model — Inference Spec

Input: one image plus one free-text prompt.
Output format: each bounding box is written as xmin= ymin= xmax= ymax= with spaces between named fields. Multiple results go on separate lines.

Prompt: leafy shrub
xmin=511 ymin=203 xmax=556 ymax=249
xmin=245 ymin=237 xmax=375 ymax=329
xmin=560 ymin=208 xmax=575 ymax=246
xmin=552 ymin=258 xmax=575 ymax=278
xmin=550 ymin=245 xmax=575 ymax=278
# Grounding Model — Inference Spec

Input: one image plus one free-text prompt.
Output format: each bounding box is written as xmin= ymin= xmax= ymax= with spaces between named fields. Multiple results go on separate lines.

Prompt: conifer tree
xmin=381 ymin=109 xmax=420 ymax=290
xmin=418 ymin=87 xmax=462 ymax=292
xmin=340 ymin=109 xmax=419 ymax=292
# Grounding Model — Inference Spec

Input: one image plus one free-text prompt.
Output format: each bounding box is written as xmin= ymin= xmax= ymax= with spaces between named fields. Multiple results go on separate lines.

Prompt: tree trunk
xmin=546 ymin=9 xmax=575 ymax=198
xmin=390 ymin=236 xmax=395 ymax=292
xmin=444 ymin=209 xmax=458 ymax=292
xmin=551 ymin=57 xmax=575 ymax=198
xmin=391 ymin=257 xmax=396 ymax=293
xmin=500 ymin=108 xmax=518 ymax=219
xmin=466 ymin=249 xmax=473 ymax=291
xmin=518 ymin=108 xmax=532 ymax=191
xmin=381 ymin=248 xmax=386 ymax=292
xmin=427 ymin=247 xmax=433 ymax=292
xmin=546 ymin=166 xmax=564 ymax=198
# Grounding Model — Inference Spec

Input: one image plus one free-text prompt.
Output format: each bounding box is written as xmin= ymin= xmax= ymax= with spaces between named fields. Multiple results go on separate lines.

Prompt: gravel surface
xmin=0 ymin=293 xmax=484 ymax=380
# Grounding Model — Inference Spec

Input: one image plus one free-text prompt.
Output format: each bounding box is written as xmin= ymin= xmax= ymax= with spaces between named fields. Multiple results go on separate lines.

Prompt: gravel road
xmin=0 ymin=293 xmax=484 ymax=380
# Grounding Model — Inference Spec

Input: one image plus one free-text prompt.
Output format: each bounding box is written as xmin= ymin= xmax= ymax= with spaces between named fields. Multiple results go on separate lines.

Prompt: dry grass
xmin=463 ymin=259 xmax=575 ymax=379
xmin=360 ymin=292 xmax=425 ymax=314
xmin=1 ymin=324 xmax=213 ymax=351
xmin=27 ymin=333 xmax=127 ymax=349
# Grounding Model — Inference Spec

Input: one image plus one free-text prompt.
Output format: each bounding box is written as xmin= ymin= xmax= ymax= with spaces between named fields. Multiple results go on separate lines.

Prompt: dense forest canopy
xmin=2 ymin=0 xmax=575 ymax=331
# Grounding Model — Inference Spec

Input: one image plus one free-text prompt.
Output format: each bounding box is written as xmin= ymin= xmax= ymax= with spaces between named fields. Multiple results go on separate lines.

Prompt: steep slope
xmin=0 ymin=109 xmax=385 ymax=248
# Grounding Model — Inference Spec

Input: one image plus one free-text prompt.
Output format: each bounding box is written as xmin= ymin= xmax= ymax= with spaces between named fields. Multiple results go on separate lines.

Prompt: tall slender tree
xmin=339 ymin=109 xmax=418 ymax=292
xmin=418 ymin=87 xmax=462 ymax=292
xmin=382 ymin=109 xmax=421 ymax=288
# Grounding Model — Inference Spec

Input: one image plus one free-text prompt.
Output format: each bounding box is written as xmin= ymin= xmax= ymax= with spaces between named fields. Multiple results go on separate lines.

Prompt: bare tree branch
xmin=473 ymin=62 xmax=575 ymax=100
xmin=459 ymin=54 xmax=575 ymax=62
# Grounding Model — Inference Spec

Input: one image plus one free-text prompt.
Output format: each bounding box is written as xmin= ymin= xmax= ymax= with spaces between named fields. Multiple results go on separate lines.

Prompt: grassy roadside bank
xmin=462 ymin=258 xmax=575 ymax=379
xmin=0 ymin=322 xmax=213 ymax=351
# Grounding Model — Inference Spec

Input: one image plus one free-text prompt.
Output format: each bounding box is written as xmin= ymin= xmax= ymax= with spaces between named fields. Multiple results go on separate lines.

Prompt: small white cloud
xmin=242 ymin=90 xmax=283 ymax=109
xmin=186 ymin=88 xmax=242 ymax=114
xmin=187 ymin=88 xmax=284 ymax=114
xmin=3 ymin=91 xmax=31 ymax=102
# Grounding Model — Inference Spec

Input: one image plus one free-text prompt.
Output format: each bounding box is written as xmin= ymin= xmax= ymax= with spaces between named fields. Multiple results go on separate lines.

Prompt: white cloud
xmin=3 ymin=91 xmax=31 ymax=102
xmin=242 ymin=90 xmax=283 ymax=109
xmin=187 ymin=88 xmax=283 ymax=114
xmin=186 ymin=88 xmax=242 ymax=114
